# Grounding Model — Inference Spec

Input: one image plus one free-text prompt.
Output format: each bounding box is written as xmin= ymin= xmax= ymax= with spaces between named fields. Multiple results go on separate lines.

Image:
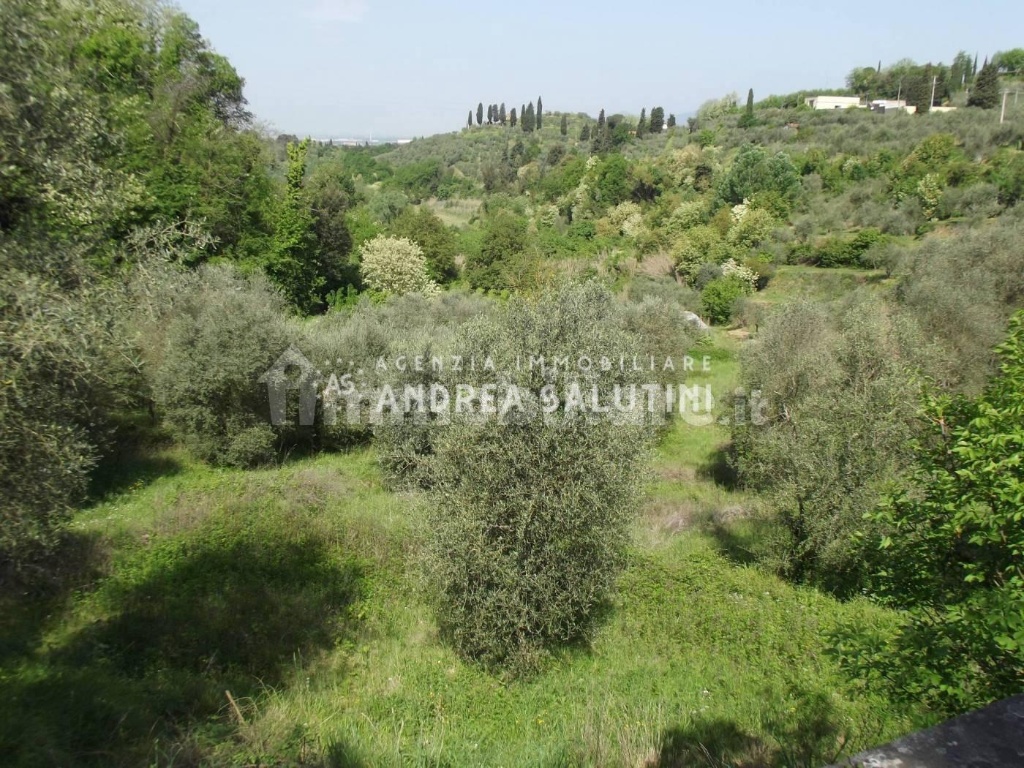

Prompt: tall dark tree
xmin=468 ymin=111 xmax=473 ymax=128
xmin=738 ymin=88 xmax=756 ymax=127
xmin=523 ymin=101 xmax=536 ymax=133
xmin=906 ymin=66 xmax=935 ymax=113
xmin=536 ymin=96 xmax=543 ymax=129
xmin=477 ymin=102 xmax=483 ymax=126
xmin=560 ymin=114 xmax=568 ymax=137
xmin=487 ymin=104 xmax=494 ymax=124
xmin=510 ymin=107 xmax=518 ymax=128
xmin=649 ymin=106 xmax=664 ymax=134
xmin=592 ymin=109 xmax=610 ymax=153
xmin=579 ymin=123 xmax=591 ymax=141
xmin=636 ymin=107 xmax=647 ymax=139
xmin=499 ymin=103 xmax=507 ymax=125
xmin=968 ymin=60 xmax=1001 ymax=109
xmin=667 ymin=114 xmax=677 ymax=129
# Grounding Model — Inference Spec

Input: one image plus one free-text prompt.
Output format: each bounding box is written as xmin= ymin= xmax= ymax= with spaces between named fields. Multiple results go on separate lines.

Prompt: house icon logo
xmin=259 ymin=346 xmax=319 ymax=426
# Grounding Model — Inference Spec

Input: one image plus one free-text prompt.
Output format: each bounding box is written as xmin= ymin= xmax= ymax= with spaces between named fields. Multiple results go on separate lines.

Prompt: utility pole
xmin=1001 ymin=90 xmax=1009 ymax=124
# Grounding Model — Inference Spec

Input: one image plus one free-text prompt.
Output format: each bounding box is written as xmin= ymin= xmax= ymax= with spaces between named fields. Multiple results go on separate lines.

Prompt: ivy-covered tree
xmin=265 ymin=139 xmax=323 ymax=312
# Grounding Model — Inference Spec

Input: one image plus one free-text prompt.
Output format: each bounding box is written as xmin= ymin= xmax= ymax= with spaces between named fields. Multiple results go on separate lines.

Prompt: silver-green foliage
xmin=422 ymin=282 xmax=654 ymax=672
xmin=0 ymin=240 xmax=135 ymax=571
xmin=733 ymin=296 xmax=923 ymax=594
xmin=150 ymin=265 xmax=295 ymax=468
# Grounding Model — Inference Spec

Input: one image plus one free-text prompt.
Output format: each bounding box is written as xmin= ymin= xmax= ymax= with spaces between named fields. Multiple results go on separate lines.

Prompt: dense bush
xmin=839 ymin=313 xmax=1024 ymax=713
xmin=465 ymin=211 xmax=531 ymax=291
xmin=733 ymin=297 xmax=923 ymax=594
xmin=387 ymin=208 xmax=459 ymax=282
xmin=701 ymin=276 xmax=750 ymax=325
xmin=359 ymin=235 xmax=439 ymax=297
xmin=893 ymin=223 xmax=1024 ymax=392
xmin=423 ymin=282 xmax=653 ymax=672
xmin=0 ymin=239 xmax=136 ymax=573
xmin=718 ymin=145 xmax=801 ymax=212
xmin=151 ymin=266 xmax=297 ymax=468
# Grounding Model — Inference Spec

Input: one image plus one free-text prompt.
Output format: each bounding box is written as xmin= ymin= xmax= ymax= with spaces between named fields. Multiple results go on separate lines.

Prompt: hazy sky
xmin=174 ymin=0 xmax=1024 ymax=138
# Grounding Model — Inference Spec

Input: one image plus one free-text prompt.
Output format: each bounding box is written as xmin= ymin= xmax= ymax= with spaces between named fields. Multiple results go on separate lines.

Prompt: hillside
xmin=2 ymin=2 xmax=1023 ymax=765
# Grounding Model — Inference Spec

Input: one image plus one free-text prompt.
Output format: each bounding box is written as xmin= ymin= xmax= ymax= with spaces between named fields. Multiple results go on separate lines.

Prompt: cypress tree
xmin=510 ymin=108 xmax=518 ymax=128
xmin=637 ymin=107 xmax=647 ymax=138
xmin=468 ymin=110 xmax=473 ymax=128
xmin=487 ymin=104 xmax=494 ymax=124
xmin=499 ymin=103 xmax=507 ymax=125
xmin=524 ymin=102 xmax=536 ymax=132
xmin=580 ymin=123 xmax=591 ymax=141
xmin=969 ymin=60 xmax=1001 ymax=109
xmin=536 ymin=96 xmax=543 ymax=129
xmin=560 ymin=114 xmax=568 ymax=137
xmin=649 ymin=107 xmax=664 ymax=134
xmin=667 ymin=114 xmax=676 ymax=130
xmin=477 ymin=103 xmax=483 ymax=126
xmin=593 ymin=109 xmax=608 ymax=152
xmin=738 ymin=89 xmax=756 ymax=127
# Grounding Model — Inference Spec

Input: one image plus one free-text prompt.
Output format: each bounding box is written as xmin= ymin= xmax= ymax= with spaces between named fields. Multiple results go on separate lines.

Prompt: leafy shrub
xmin=840 ymin=313 xmax=1024 ymax=714
xmin=991 ymin=151 xmax=1024 ymax=207
xmin=387 ymin=207 xmax=459 ymax=282
xmin=727 ymin=207 xmax=777 ymax=248
xmin=893 ymin=224 xmax=1024 ymax=392
xmin=694 ymin=262 xmax=724 ymax=290
xmin=465 ymin=211 xmax=531 ymax=292
xmin=700 ymin=276 xmax=750 ymax=324
xmin=672 ymin=225 xmax=734 ymax=283
xmin=359 ymin=235 xmax=439 ymax=297
xmin=424 ymin=282 xmax=652 ymax=673
xmin=153 ymin=266 xmax=296 ymax=468
xmin=718 ymin=145 xmax=800 ymax=212
xmin=937 ymin=182 xmax=1002 ymax=221
xmin=732 ymin=298 xmax=922 ymax=594
xmin=0 ymin=241 xmax=135 ymax=573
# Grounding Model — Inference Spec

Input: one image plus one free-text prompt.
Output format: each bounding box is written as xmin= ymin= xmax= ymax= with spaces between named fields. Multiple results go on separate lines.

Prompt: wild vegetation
xmin=1 ymin=0 xmax=1023 ymax=764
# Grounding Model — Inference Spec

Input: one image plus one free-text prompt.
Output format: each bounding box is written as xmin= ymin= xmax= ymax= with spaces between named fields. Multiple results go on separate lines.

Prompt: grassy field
xmin=0 ymin=332 xmax=928 ymax=767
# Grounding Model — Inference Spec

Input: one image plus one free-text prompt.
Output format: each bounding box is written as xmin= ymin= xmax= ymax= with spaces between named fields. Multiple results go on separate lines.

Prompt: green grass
xmin=756 ymin=266 xmax=890 ymax=307
xmin=0 ymin=335 xmax=928 ymax=767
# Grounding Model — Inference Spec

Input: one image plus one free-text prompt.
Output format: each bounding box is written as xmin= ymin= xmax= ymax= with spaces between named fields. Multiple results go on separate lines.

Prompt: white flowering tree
xmin=359 ymin=235 xmax=440 ymax=297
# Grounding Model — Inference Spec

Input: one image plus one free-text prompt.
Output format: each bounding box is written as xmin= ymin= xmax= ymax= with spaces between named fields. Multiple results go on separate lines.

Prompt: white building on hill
xmin=804 ymin=95 xmax=864 ymax=110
